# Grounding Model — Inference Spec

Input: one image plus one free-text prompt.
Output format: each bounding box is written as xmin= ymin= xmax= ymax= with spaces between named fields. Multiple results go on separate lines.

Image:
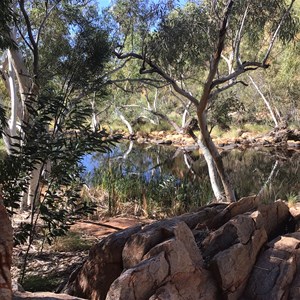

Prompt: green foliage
xmin=208 ymin=91 xmax=245 ymax=131
xmin=103 ymin=0 xmax=300 ymax=136
xmin=1 ymin=88 xmax=120 ymax=247
xmin=110 ymin=0 xmax=174 ymax=46
xmin=287 ymin=192 xmax=298 ymax=207
xmin=148 ymin=2 xmax=216 ymax=75
xmin=59 ymin=25 xmax=111 ymax=90
xmin=22 ymin=275 xmax=61 ymax=292
xmin=0 ymin=0 xmax=15 ymax=49
xmin=0 ymin=155 xmax=28 ymax=215
xmin=0 ymin=0 xmax=121 ymax=250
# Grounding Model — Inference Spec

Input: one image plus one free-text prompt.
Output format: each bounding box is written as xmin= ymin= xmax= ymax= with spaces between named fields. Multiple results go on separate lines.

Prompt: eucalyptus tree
xmin=0 ymin=1 xmax=16 ymax=298
xmin=109 ymin=0 xmax=299 ymax=202
xmin=0 ymin=0 xmax=119 ymax=279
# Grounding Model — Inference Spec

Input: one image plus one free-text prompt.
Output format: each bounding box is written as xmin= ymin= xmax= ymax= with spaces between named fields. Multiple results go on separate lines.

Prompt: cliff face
xmin=62 ymin=197 xmax=300 ymax=300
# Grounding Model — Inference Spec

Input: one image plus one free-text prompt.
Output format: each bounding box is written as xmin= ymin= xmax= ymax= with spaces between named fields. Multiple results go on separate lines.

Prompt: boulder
xmin=289 ymin=233 xmax=300 ymax=300
xmin=62 ymin=225 xmax=142 ymax=300
xmin=107 ymin=222 xmax=217 ymax=300
xmin=202 ymin=211 xmax=268 ymax=299
xmin=123 ymin=207 xmax=220 ymax=269
xmin=289 ymin=203 xmax=300 ymax=230
xmin=0 ymin=200 xmax=13 ymax=300
xmin=243 ymin=232 xmax=300 ymax=299
xmin=257 ymin=200 xmax=290 ymax=237
xmin=122 ymin=219 xmax=181 ymax=269
xmin=208 ymin=195 xmax=260 ymax=229
xmin=106 ymin=252 xmax=169 ymax=300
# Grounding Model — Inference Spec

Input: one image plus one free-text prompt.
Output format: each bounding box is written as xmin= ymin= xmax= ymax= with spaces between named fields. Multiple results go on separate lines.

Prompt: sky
xmin=97 ymin=0 xmax=111 ymax=9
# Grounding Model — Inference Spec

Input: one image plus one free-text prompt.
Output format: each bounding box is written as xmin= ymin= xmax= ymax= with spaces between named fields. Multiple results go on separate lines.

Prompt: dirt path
xmin=12 ymin=216 xmax=151 ymax=293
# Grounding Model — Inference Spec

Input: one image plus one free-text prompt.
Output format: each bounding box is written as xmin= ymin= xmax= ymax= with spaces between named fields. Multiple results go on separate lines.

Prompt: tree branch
xmin=18 ymin=0 xmax=39 ymax=77
xmin=211 ymin=61 xmax=269 ymax=88
xmin=209 ymin=80 xmax=248 ymax=99
xmin=263 ymin=0 xmax=296 ymax=65
xmin=248 ymin=75 xmax=279 ymax=127
xmin=114 ymin=50 xmax=200 ymax=106
xmin=234 ymin=4 xmax=249 ymax=68
xmin=36 ymin=1 xmax=62 ymax=46
xmin=198 ymin=0 xmax=234 ymax=115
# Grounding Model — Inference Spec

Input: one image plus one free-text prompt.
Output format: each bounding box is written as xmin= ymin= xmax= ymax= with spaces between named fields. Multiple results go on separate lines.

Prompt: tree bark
xmin=188 ymin=129 xmax=224 ymax=202
xmin=28 ymin=164 xmax=42 ymax=211
xmin=0 ymin=194 xmax=13 ymax=300
xmin=197 ymin=111 xmax=235 ymax=201
xmin=115 ymin=107 xmax=134 ymax=135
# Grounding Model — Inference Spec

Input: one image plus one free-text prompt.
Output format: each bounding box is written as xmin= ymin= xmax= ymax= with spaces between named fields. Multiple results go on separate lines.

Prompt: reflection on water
xmin=81 ymin=142 xmax=300 ymax=214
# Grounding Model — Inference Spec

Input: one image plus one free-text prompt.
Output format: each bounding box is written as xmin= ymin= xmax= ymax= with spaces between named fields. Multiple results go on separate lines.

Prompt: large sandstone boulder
xmin=107 ymin=222 xmax=217 ymax=300
xmin=257 ymin=200 xmax=290 ymax=237
xmin=202 ymin=211 xmax=268 ymax=299
xmin=122 ymin=206 xmax=221 ymax=269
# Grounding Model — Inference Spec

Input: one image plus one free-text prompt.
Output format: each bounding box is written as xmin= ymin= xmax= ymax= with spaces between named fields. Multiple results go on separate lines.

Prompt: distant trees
xmin=108 ymin=0 xmax=299 ymax=202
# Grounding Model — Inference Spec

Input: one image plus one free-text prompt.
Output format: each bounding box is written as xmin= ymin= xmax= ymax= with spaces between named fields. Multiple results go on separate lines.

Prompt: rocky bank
xmin=44 ymin=196 xmax=300 ymax=300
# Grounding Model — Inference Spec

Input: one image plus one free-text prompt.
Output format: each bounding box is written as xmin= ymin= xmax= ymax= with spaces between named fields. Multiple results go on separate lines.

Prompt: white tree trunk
xmin=1 ymin=50 xmax=21 ymax=154
xmin=197 ymin=140 xmax=224 ymax=202
xmin=27 ymin=164 xmax=42 ymax=211
xmin=122 ymin=140 xmax=134 ymax=160
xmin=91 ymin=93 xmax=99 ymax=132
xmin=248 ymin=75 xmax=279 ymax=128
xmin=188 ymin=129 xmax=224 ymax=201
xmin=115 ymin=107 xmax=134 ymax=135
xmin=181 ymin=101 xmax=191 ymax=129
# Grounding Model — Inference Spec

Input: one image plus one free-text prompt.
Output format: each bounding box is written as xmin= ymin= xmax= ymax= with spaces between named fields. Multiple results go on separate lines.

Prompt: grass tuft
xmin=51 ymin=232 xmax=93 ymax=252
xmin=22 ymin=275 xmax=61 ymax=292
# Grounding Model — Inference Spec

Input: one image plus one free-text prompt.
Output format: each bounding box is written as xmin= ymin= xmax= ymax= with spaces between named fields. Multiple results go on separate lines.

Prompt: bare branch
xmin=18 ymin=0 xmax=39 ymax=76
xmin=234 ymin=4 xmax=249 ymax=68
xmin=114 ymin=50 xmax=200 ymax=106
xmin=36 ymin=1 xmax=62 ymax=46
xmin=263 ymin=0 xmax=296 ymax=65
xmin=209 ymin=80 xmax=248 ymax=99
xmin=211 ymin=61 xmax=269 ymax=88
xmin=198 ymin=0 xmax=234 ymax=114
xmin=15 ymin=23 xmax=34 ymax=52
xmin=100 ymin=58 xmax=132 ymax=81
xmin=248 ymin=75 xmax=279 ymax=127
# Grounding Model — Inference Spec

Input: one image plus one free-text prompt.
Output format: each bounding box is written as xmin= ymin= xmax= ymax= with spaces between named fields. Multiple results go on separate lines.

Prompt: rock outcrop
xmin=63 ymin=199 xmax=300 ymax=300
xmin=0 ymin=195 xmax=13 ymax=300
xmin=243 ymin=232 xmax=300 ymax=299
